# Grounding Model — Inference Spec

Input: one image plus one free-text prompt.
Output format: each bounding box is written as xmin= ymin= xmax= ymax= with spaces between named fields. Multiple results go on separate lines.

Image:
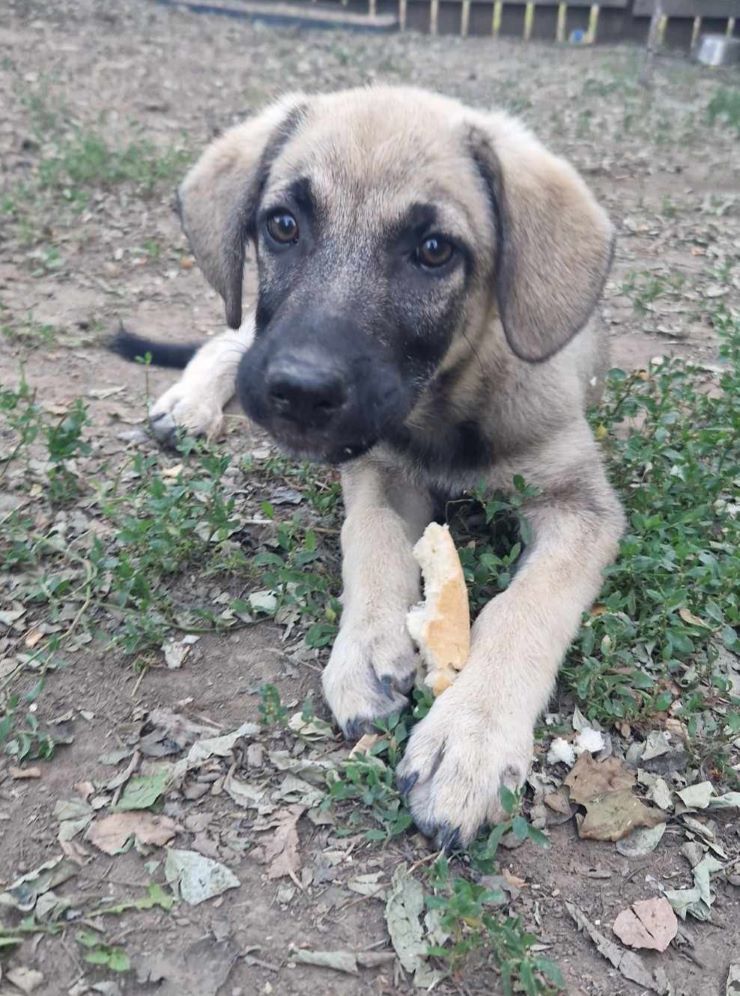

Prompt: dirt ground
xmin=0 ymin=2 xmax=738 ymax=995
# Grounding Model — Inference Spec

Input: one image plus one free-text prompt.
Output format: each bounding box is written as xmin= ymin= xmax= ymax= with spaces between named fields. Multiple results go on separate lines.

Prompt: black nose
xmin=266 ymin=360 xmax=348 ymax=428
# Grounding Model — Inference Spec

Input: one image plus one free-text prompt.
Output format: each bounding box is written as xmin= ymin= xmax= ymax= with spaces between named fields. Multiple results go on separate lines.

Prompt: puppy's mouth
xmin=267 ymin=421 xmax=378 ymax=465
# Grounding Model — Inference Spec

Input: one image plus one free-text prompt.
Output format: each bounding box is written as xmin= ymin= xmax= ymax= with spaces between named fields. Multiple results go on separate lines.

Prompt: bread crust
xmin=407 ymin=524 xmax=470 ymax=695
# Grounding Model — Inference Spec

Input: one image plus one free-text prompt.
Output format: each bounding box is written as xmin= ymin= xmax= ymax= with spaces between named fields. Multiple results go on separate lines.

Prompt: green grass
xmin=707 ymin=86 xmax=740 ymax=133
xmin=565 ymin=307 xmax=739 ymax=775
xmin=36 ymin=130 xmax=189 ymax=205
xmin=621 ymin=269 xmax=685 ymax=314
xmin=1 ymin=79 xmax=189 ymax=229
xmin=1 ymin=306 xmax=738 ymax=992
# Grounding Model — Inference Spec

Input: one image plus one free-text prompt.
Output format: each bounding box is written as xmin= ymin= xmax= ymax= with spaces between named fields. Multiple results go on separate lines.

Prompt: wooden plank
xmin=556 ymin=1 xmax=567 ymax=38
xmin=587 ymin=1 xmax=600 ymax=38
xmin=406 ymin=0 xmax=628 ymax=7
xmin=156 ymin=0 xmax=399 ymax=29
xmin=634 ymin=0 xmax=740 ymax=16
xmin=461 ymin=0 xmax=471 ymax=33
xmin=430 ymin=0 xmax=439 ymax=32
xmin=523 ymin=0 xmax=535 ymax=36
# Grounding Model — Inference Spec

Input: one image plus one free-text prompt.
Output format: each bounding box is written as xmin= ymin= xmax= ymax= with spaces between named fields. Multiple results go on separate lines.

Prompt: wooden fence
xmin=162 ymin=0 xmax=740 ymax=47
xmin=312 ymin=0 xmax=740 ymax=46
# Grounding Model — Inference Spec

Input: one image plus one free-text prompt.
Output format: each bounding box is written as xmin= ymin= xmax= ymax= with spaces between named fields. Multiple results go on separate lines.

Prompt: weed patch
xmin=566 ymin=309 xmax=739 ymax=766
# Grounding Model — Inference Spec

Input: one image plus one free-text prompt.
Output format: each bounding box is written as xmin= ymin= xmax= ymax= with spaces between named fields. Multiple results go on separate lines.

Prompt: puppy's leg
xmin=322 ymin=455 xmax=432 ymax=738
xmin=398 ymin=431 xmax=625 ymax=847
xmin=149 ymin=317 xmax=255 ymax=445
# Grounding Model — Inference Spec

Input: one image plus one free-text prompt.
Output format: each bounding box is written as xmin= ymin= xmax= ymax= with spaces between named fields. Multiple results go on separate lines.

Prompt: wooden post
xmin=656 ymin=13 xmax=668 ymax=44
xmin=639 ymin=0 xmax=663 ymax=86
xmin=492 ymin=0 xmax=503 ymax=36
xmin=430 ymin=0 xmax=439 ymax=34
xmin=690 ymin=15 xmax=702 ymax=47
xmin=587 ymin=3 xmax=600 ymax=42
xmin=461 ymin=0 xmax=471 ymax=36
xmin=524 ymin=1 xmax=535 ymax=39
xmin=556 ymin=2 xmax=567 ymax=42
xmin=727 ymin=16 xmax=736 ymax=35
xmin=369 ymin=0 xmax=377 ymax=17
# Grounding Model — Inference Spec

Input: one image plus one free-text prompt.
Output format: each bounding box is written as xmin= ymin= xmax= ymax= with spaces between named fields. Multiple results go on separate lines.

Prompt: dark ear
xmin=470 ymin=118 xmax=614 ymax=362
xmin=177 ymin=95 xmax=306 ymax=329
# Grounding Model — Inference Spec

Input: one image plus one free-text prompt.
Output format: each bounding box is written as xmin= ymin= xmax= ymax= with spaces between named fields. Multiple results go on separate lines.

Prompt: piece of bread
xmin=406 ymin=523 xmax=470 ymax=695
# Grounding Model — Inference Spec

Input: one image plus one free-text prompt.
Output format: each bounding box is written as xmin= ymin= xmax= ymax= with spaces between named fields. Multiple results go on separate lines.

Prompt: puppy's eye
xmin=416 ymin=236 xmax=454 ymax=269
xmin=266 ymin=211 xmax=299 ymax=244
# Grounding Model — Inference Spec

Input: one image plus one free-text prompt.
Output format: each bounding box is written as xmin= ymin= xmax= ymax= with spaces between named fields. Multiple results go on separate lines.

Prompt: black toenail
xmin=436 ymin=824 xmax=462 ymax=853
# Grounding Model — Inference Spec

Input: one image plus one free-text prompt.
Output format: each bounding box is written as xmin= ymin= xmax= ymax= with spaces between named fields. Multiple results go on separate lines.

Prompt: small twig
xmin=130 ymin=666 xmax=149 ymax=699
xmin=110 ymin=749 xmax=141 ymax=807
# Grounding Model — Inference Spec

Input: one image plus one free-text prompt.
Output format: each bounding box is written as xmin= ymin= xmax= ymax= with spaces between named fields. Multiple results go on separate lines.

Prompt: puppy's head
xmin=178 ymin=87 xmax=613 ymax=463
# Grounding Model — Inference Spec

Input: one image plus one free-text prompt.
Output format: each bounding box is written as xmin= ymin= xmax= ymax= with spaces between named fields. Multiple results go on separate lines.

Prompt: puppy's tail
xmin=109 ymin=325 xmax=201 ymax=370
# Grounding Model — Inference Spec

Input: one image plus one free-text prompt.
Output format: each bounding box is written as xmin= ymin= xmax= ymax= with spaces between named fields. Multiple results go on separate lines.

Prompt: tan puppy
xmin=120 ymin=86 xmax=624 ymax=849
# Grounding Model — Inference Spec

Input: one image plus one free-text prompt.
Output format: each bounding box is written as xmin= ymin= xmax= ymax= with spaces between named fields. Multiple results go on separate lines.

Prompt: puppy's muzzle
xmin=265 ymin=356 xmax=348 ymax=430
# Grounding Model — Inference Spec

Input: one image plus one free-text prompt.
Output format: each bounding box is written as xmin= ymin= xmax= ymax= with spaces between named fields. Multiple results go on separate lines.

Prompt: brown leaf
xmin=613 ymin=897 xmax=677 ymax=952
xmin=6 ymin=967 xmax=44 ymax=994
xmin=544 ymin=789 xmax=572 ymax=816
xmin=74 ymin=781 xmax=95 ymax=800
xmin=678 ymin=607 xmax=708 ymax=628
xmin=87 ymin=812 xmax=177 ymax=855
xmin=502 ymin=868 xmax=527 ymax=889
xmin=60 ymin=837 xmax=90 ymax=864
xmin=9 ymin=766 xmax=41 ymax=780
xmin=349 ymin=733 xmax=380 ymax=758
xmin=579 ymin=790 xmax=665 ymax=842
xmin=566 ymin=902 xmax=672 ymax=994
xmin=259 ymin=804 xmax=305 ymax=882
xmin=23 ymin=628 xmax=44 ymax=649
xmin=565 ymin=753 xmax=635 ymax=804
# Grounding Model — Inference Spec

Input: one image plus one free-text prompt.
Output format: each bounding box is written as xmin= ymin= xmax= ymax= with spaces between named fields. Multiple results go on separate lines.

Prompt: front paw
xmin=149 ymin=384 xmax=224 ymax=446
xmin=322 ymin=621 xmax=419 ymax=739
xmin=396 ymin=675 xmax=534 ymax=849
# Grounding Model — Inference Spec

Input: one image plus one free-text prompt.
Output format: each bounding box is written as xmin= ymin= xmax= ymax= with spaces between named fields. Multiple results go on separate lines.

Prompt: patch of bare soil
xmin=0 ymin=3 xmax=738 ymax=995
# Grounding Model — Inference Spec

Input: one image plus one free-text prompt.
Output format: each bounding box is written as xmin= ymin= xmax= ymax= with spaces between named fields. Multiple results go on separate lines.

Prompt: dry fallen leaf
xmin=164 ymin=849 xmax=240 ymax=906
xmin=294 ymin=949 xmax=358 ymax=975
xmin=9 ymin=766 xmax=41 ymax=780
xmin=665 ymin=852 xmax=724 ymax=920
xmin=727 ymin=963 xmax=740 ymax=996
xmin=23 ymin=628 xmax=45 ymax=649
xmin=616 ymin=823 xmax=667 ymax=858
xmin=564 ymin=753 xmax=635 ymax=804
xmin=544 ymin=789 xmax=573 ymax=817
xmin=677 ymin=781 xmax=714 ymax=809
xmin=385 ymin=865 xmax=442 ymax=988
xmin=579 ymin=789 xmax=665 ymax=842
xmin=678 ymin=607 xmax=709 ymax=628
xmin=565 ymin=753 xmax=664 ymax=841
xmin=612 ymin=897 xmax=677 ymax=952
xmin=259 ymin=804 xmax=306 ymax=882
xmin=136 ymin=936 xmax=239 ymax=994
xmin=6 ymin=966 xmax=44 ymax=994
xmin=566 ymin=902 xmax=672 ymax=994
xmin=87 ymin=812 xmax=177 ymax=855
xmin=349 ymin=733 xmax=380 ymax=757
xmin=502 ymin=868 xmax=527 ymax=890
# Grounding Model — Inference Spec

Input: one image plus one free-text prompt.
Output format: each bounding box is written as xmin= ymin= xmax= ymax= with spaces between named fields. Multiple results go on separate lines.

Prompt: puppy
xmin=114 ymin=86 xmax=624 ymax=848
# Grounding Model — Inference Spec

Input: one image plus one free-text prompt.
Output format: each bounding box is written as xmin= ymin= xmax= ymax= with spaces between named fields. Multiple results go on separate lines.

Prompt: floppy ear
xmin=469 ymin=116 xmax=614 ymax=362
xmin=177 ymin=94 xmax=306 ymax=329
